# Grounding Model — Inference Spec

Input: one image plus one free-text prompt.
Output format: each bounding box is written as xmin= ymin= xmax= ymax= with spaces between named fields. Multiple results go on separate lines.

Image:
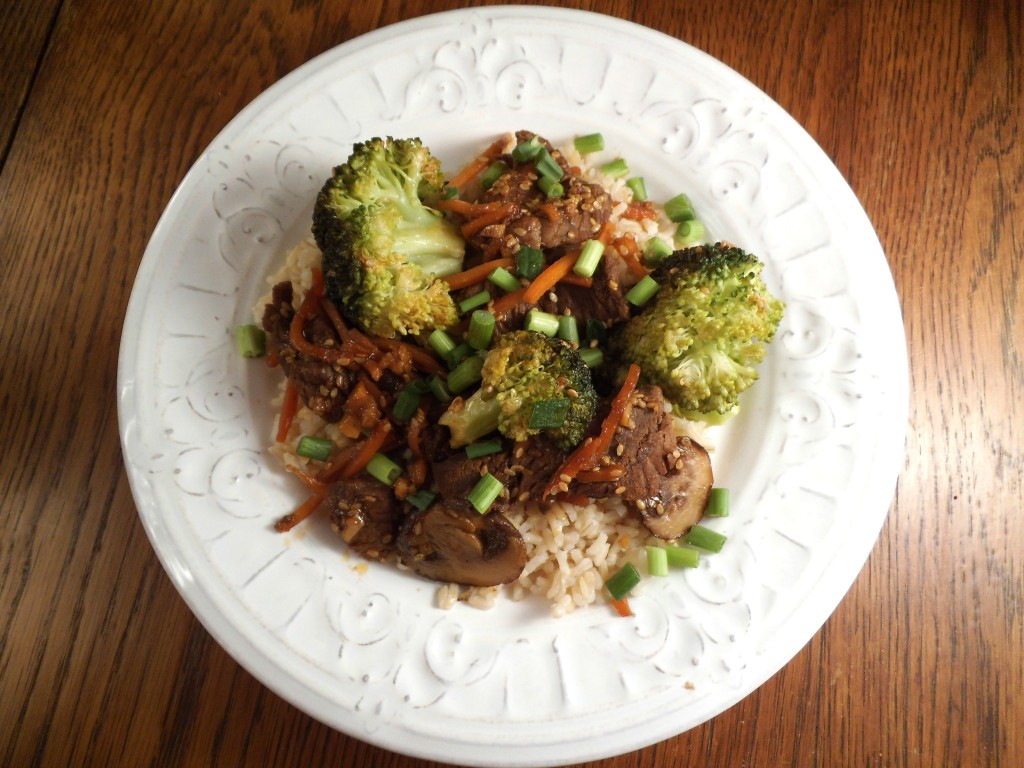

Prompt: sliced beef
xmin=430 ymin=435 xmax=567 ymax=506
xmin=574 ymin=386 xmax=713 ymax=539
xmin=326 ymin=475 xmax=403 ymax=560
xmin=262 ymin=281 xmax=356 ymax=422
xmin=466 ymin=131 xmax=613 ymax=259
xmin=538 ymin=253 xmax=632 ymax=327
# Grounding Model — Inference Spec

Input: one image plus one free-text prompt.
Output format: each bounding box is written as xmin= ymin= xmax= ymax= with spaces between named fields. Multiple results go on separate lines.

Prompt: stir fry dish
xmin=240 ymin=131 xmax=784 ymax=616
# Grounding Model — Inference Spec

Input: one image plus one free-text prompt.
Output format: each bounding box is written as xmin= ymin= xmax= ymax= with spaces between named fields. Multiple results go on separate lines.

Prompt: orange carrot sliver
xmin=489 ymin=287 xmax=529 ymax=316
xmin=340 ymin=420 xmax=391 ymax=479
xmin=285 ymin=464 xmax=329 ymax=495
xmin=274 ymin=492 xmax=326 ymax=533
xmin=523 ymin=252 xmax=579 ymax=304
xmin=559 ymin=274 xmax=593 ymax=289
xmin=461 ymin=204 xmax=514 ymax=239
xmin=610 ymin=596 xmax=633 ymax=617
xmin=575 ymin=465 xmax=626 ymax=483
xmin=441 ymin=257 xmax=515 ymax=291
xmin=276 ymin=383 xmax=299 ymax=443
xmin=448 ymin=135 xmax=510 ymax=190
xmin=544 ymin=363 xmax=641 ymax=497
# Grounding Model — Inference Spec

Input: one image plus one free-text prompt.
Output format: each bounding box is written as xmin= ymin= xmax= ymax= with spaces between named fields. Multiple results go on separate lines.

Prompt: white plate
xmin=118 ymin=7 xmax=907 ymax=766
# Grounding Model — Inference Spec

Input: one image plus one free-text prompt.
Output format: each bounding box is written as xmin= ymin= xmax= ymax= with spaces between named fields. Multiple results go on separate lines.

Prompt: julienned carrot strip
xmin=317 ymin=442 xmax=362 ymax=483
xmin=286 ymin=464 xmax=329 ymax=495
xmin=543 ymin=363 xmax=641 ymax=498
xmin=441 ymin=257 xmax=515 ymax=291
xmin=373 ymin=337 xmax=446 ymax=376
xmin=437 ymin=198 xmax=507 ymax=216
xmin=523 ymin=252 xmax=579 ymax=304
xmin=575 ymin=465 xmax=626 ymax=483
xmin=448 ymin=135 xmax=510 ymax=190
xmin=461 ymin=205 xmax=514 ymax=239
xmin=276 ymin=383 xmax=299 ymax=443
xmin=340 ymin=420 xmax=392 ymax=479
xmin=489 ymin=287 xmax=529 ymax=316
xmin=274 ymin=492 xmax=326 ymax=533
xmin=614 ymin=235 xmax=648 ymax=278
xmin=559 ymin=274 xmax=593 ymax=289
xmin=596 ymin=220 xmax=617 ymax=245
xmin=610 ymin=596 xmax=633 ymax=617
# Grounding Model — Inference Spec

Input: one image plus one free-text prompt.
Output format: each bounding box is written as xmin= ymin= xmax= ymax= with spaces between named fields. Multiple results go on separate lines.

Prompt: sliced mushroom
xmin=326 ymin=476 xmax=401 ymax=560
xmin=396 ymin=501 xmax=527 ymax=586
xmin=637 ymin=437 xmax=714 ymax=540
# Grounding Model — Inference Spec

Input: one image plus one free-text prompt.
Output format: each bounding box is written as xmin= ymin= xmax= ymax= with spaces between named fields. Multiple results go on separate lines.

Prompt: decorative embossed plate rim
xmin=118 ymin=7 xmax=907 ymax=767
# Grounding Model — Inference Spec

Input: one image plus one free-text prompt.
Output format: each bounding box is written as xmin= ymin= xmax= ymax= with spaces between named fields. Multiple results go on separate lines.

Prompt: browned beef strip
xmin=261 ymin=281 xmax=356 ymax=423
xmin=538 ymin=253 xmax=632 ymax=327
xmin=467 ymin=131 xmax=613 ymax=259
xmin=326 ymin=475 xmax=403 ymax=560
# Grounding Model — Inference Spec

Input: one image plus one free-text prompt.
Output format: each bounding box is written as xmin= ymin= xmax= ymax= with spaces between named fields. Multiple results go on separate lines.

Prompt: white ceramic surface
xmin=118 ymin=7 xmax=907 ymax=766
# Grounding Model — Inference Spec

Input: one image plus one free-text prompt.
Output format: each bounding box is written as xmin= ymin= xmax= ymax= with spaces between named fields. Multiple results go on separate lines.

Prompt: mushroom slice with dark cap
xmin=396 ymin=501 xmax=527 ymax=587
xmin=636 ymin=437 xmax=713 ymax=540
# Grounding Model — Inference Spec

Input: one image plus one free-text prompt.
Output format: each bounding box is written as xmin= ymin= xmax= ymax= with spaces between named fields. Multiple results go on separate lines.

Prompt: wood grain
xmin=1 ymin=0 xmax=1021 ymax=766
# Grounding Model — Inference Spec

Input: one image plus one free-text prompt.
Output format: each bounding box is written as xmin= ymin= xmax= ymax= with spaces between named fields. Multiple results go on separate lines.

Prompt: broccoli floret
xmin=439 ymin=331 xmax=598 ymax=450
xmin=609 ymin=242 xmax=784 ymax=422
xmin=313 ymin=137 xmax=465 ymax=338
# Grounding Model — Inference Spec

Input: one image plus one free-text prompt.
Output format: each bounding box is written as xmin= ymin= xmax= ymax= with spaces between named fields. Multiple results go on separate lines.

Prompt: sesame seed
xmin=559 ymin=473 xmax=572 ymax=483
xmin=616 ymin=444 xmax=624 ymax=456
xmin=515 ymin=447 xmax=525 ymax=458
xmin=636 ymin=499 xmax=647 ymax=510
xmin=558 ymin=482 xmax=570 ymax=493
xmin=615 ymin=486 xmax=626 ymax=495
xmin=518 ymin=492 xmax=530 ymax=502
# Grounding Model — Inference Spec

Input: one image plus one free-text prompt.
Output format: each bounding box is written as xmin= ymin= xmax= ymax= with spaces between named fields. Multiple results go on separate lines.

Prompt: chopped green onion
xmin=578 ymin=347 xmax=604 ymax=368
xmin=480 ymin=161 xmax=507 ymax=190
xmin=573 ymin=239 xmax=605 ymax=277
xmin=442 ymin=185 xmax=458 ymax=200
xmin=529 ymin=398 xmax=570 ymax=429
xmin=706 ymin=487 xmax=730 ymax=517
xmin=585 ymin=318 xmax=607 ymax=344
xmin=557 ymin=315 xmax=579 ymax=345
xmin=605 ymin=562 xmax=642 ymax=601
xmin=625 ymin=275 xmax=661 ymax=307
xmin=516 ymin=246 xmax=544 ymax=279
xmin=684 ymin=524 xmax=728 ymax=553
xmin=296 ymin=435 xmax=332 ymax=462
xmin=599 ymin=158 xmax=629 ymax=178
xmin=468 ymin=472 xmax=503 ymax=514
xmin=674 ymin=219 xmax=706 ymax=247
xmin=465 ymin=439 xmax=504 ymax=459
xmin=447 ymin=353 xmax=485 ymax=393
xmin=405 ymin=378 xmax=432 ymax=394
xmin=427 ymin=374 xmax=452 ymax=403
xmin=646 ymin=546 xmax=669 ymax=577
xmin=487 ymin=266 xmax=521 ymax=293
xmin=537 ymin=176 xmax=564 ymax=199
xmin=459 ymin=290 xmax=491 ymax=314
xmin=406 ymin=490 xmax=438 ymax=511
xmin=665 ymin=193 xmax=696 ymax=222
xmin=446 ymin=342 xmax=472 ymax=369
xmin=664 ymin=544 xmax=700 ymax=568
xmin=643 ymin=236 xmax=673 ymax=264
xmin=626 ymin=177 xmax=648 ymax=202
xmin=573 ymin=132 xmax=605 ymax=155
xmin=525 ymin=309 xmax=560 ymax=337
xmin=534 ymin=148 xmax=563 ymax=182
xmin=467 ymin=310 xmax=496 ymax=350
xmin=236 ymin=324 xmax=266 ymax=358
xmin=428 ymin=328 xmax=457 ymax=359
xmin=392 ymin=387 xmax=421 ymax=421
xmin=367 ymin=453 xmax=402 ymax=486
xmin=511 ymin=136 xmax=542 ymax=162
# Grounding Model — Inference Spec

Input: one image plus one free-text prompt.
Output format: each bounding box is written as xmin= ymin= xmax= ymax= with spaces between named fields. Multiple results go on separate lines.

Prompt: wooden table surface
xmin=2 ymin=1 xmax=1021 ymax=765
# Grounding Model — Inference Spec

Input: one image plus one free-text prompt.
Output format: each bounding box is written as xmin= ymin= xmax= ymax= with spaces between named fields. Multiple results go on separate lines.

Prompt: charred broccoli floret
xmin=440 ymin=331 xmax=598 ymax=450
xmin=313 ymin=137 xmax=465 ymax=338
xmin=609 ymin=242 xmax=784 ymax=422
